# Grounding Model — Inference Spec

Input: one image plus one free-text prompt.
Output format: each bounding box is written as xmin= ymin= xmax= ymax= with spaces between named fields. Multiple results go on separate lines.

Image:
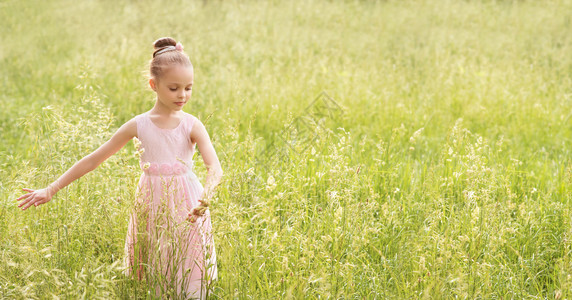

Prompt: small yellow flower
xmin=133 ymin=137 xmax=142 ymax=149
xmin=267 ymin=175 xmax=275 ymax=186
xmin=266 ymin=175 xmax=276 ymax=192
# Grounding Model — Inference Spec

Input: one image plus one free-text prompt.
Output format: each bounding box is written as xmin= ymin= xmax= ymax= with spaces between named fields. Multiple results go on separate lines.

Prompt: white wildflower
xmin=267 ymin=175 xmax=275 ymax=186
xmin=266 ymin=175 xmax=276 ymax=192
xmin=409 ymin=127 xmax=424 ymax=144
xmin=133 ymin=137 xmax=142 ymax=149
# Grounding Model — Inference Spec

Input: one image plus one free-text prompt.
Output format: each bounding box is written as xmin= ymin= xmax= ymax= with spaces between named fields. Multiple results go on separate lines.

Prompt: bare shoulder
xmin=116 ymin=117 xmax=138 ymax=139
xmin=190 ymin=116 xmax=209 ymax=144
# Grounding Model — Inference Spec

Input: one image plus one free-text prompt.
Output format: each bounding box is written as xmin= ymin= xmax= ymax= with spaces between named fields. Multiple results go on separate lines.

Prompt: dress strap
xmin=187 ymin=113 xmax=197 ymax=129
xmin=134 ymin=113 xmax=149 ymax=139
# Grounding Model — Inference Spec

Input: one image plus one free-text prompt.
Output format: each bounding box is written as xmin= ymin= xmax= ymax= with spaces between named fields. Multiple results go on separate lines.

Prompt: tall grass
xmin=1 ymin=0 xmax=572 ymax=298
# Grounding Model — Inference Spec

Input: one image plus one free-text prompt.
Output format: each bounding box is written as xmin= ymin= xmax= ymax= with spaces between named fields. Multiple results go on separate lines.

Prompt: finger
xmin=16 ymin=193 xmax=33 ymax=201
xmin=18 ymin=196 xmax=33 ymax=208
xmin=22 ymin=202 xmax=34 ymax=210
xmin=19 ymin=197 xmax=36 ymax=209
xmin=22 ymin=188 xmax=35 ymax=192
xmin=21 ymin=199 xmax=36 ymax=210
xmin=26 ymin=199 xmax=39 ymax=210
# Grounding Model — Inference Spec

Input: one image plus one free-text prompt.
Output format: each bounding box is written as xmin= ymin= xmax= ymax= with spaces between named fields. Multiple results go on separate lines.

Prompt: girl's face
xmin=150 ymin=65 xmax=194 ymax=111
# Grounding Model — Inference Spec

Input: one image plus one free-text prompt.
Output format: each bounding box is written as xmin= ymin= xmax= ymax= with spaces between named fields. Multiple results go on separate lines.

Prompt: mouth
xmin=175 ymin=102 xmax=186 ymax=106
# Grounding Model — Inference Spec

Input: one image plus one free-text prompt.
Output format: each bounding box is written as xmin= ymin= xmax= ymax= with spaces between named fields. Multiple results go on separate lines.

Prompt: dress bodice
xmin=135 ymin=111 xmax=197 ymax=176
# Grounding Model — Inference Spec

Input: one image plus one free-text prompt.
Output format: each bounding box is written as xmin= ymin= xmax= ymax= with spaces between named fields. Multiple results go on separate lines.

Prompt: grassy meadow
xmin=1 ymin=0 xmax=572 ymax=298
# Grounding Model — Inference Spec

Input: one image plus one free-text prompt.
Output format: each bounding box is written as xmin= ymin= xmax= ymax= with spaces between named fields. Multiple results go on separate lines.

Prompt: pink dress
xmin=124 ymin=111 xmax=217 ymax=299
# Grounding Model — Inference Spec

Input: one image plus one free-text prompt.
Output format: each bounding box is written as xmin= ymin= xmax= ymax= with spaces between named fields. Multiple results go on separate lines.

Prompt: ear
xmin=149 ymin=78 xmax=157 ymax=91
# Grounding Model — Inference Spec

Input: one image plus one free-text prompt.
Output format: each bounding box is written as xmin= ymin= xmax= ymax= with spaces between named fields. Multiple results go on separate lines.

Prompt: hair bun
xmin=153 ymin=37 xmax=177 ymax=50
xmin=149 ymin=37 xmax=192 ymax=79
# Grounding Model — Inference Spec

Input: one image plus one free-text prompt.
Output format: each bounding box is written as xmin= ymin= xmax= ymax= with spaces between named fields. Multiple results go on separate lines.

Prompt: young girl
xmin=16 ymin=37 xmax=222 ymax=299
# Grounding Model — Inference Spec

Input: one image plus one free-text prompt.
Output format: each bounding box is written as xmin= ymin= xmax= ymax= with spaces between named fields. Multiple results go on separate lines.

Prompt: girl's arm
xmin=192 ymin=119 xmax=223 ymax=200
xmin=16 ymin=119 xmax=137 ymax=210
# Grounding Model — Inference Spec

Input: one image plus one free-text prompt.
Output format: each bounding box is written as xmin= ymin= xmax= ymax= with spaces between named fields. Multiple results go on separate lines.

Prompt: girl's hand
xmin=16 ymin=188 xmax=53 ymax=210
xmin=188 ymin=199 xmax=209 ymax=223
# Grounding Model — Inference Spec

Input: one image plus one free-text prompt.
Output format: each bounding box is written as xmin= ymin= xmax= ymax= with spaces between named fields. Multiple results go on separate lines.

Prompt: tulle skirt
xmin=123 ymin=172 xmax=217 ymax=300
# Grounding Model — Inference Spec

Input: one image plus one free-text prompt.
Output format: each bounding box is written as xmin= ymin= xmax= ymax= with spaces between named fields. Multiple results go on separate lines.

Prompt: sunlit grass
xmin=1 ymin=0 xmax=572 ymax=298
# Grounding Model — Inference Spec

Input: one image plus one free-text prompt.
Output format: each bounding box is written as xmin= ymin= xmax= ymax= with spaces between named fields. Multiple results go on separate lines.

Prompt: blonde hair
xmin=149 ymin=37 xmax=192 ymax=80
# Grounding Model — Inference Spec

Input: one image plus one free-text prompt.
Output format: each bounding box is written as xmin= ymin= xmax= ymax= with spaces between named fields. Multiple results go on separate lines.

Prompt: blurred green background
xmin=1 ymin=0 xmax=572 ymax=298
